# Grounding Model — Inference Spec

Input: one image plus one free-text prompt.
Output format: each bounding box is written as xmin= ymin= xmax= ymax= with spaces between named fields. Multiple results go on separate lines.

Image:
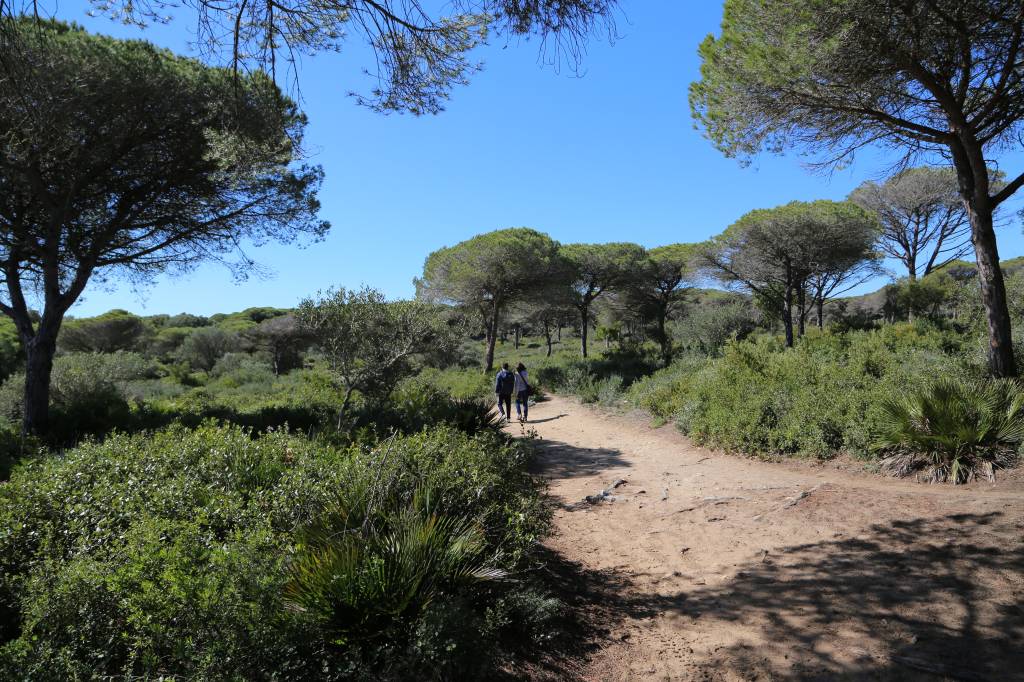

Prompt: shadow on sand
xmin=529 ymin=439 xmax=631 ymax=481
xmin=517 ymin=511 xmax=1024 ymax=681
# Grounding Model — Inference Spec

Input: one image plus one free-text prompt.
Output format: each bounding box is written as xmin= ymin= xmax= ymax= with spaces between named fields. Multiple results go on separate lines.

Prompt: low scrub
xmin=875 ymin=377 xmax=1024 ymax=483
xmin=628 ymin=324 xmax=980 ymax=459
xmin=0 ymin=423 xmax=552 ymax=679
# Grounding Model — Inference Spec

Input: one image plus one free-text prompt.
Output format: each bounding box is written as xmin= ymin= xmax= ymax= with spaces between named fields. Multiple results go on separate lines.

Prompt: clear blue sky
xmin=49 ymin=1 xmax=1024 ymax=317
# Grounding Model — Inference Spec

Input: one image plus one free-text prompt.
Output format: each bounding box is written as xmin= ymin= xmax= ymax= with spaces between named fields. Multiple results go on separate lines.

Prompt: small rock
xmin=619 ymin=632 xmax=631 ymax=641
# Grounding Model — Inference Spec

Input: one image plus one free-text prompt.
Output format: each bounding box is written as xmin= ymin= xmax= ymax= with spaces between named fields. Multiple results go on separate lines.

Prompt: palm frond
xmin=875 ymin=377 xmax=1024 ymax=484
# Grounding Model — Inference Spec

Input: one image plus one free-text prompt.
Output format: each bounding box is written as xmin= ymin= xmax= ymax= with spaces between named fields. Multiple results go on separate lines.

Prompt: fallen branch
xmin=660 ymin=496 xmax=748 ymax=517
xmin=782 ymin=484 xmax=822 ymax=509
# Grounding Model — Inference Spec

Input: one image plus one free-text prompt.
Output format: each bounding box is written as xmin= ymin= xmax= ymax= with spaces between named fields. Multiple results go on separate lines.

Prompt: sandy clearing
xmin=507 ymin=394 xmax=1024 ymax=682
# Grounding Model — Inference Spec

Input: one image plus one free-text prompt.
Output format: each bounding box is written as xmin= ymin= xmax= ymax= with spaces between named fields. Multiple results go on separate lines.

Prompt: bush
xmin=0 ymin=423 xmax=550 ymax=679
xmin=627 ymin=324 xmax=980 ymax=460
xmin=179 ymin=326 xmax=238 ymax=371
xmin=671 ymin=300 xmax=758 ymax=356
xmin=530 ymin=348 xmax=658 ymax=405
xmin=0 ymin=352 xmax=157 ymax=444
xmin=875 ymin=377 xmax=1024 ymax=483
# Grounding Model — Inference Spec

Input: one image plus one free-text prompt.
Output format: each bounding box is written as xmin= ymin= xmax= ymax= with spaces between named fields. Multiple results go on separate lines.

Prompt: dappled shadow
xmin=550 ymin=512 xmax=1024 ymax=680
xmin=500 ymin=546 xmax=637 ymax=682
xmin=530 ymin=439 xmax=630 ymax=481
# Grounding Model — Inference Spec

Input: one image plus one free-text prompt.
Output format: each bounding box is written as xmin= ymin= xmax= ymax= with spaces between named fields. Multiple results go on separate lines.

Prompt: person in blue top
xmin=494 ymin=362 xmax=515 ymax=421
xmin=513 ymin=362 xmax=530 ymax=423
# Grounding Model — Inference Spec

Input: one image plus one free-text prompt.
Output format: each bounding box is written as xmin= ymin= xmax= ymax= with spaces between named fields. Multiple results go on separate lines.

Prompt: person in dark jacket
xmin=494 ymin=362 xmax=515 ymax=421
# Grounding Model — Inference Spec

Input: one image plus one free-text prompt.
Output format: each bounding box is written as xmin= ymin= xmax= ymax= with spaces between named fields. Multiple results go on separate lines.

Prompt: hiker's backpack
xmin=498 ymin=370 xmax=516 ymax=394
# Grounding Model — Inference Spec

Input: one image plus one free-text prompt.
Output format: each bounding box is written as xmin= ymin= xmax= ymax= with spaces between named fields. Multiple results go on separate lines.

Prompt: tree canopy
xmin=298 ymin=286 xmax=457 ymax=424
xmin=700 ymin=200 xmax=879 ymax=346
xmin=629 ymin=243 xmax=700 ymax=364
xmin=850 ymin=167 xmax=974 ymax=281
xmin=11 ymin=1 xmax=619 ymax=115
xmin=0 ymin=19 xmax=327 ymax=433
xmin=691 ymin=0 xmax=1024 ymax=376
xmin=417 ymin=227 xmax=561 ymax=371
xmin=559 ymin=242 xmax=646 ymax=357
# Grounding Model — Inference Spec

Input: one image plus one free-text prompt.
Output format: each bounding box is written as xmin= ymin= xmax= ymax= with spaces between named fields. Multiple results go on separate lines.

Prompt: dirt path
xmin=508 ymin=395 xmax=1024 ymax=682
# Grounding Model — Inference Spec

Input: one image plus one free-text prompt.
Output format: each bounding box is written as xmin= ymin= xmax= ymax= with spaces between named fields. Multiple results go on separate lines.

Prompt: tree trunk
xmin=657 ymin=310 xmax=671 ymax=366
xmin=579 ymin=306 xmax=589 ymax=358
xmin=950 ymin=137 xmax=1016 ymax=377
xmin=796 ymin=284 xmax=806 ymax=337
xmin=544 ymin=320 xmax=552 ymax=357
xmin=816 ymin=297 xmax=824 ymax=330
xmin=783 ymin=263 xmax=794 ymax=348
xmin=967 ymin=202 xmax=1016 ymax=377
xmin=514 ymin=324 xmax=520 ymax=350
xmin=23 ymin=331 xmax=58 ymax=436
xmin=557 ymin=323 xmax=561 ymax=342
xmin=484 ymin=303 xmax=500 ymax=372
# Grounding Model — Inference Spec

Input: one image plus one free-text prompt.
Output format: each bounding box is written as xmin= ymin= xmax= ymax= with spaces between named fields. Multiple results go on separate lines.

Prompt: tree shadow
xmin=500 ymin=546 xmax=637 ymax=682
xmin=527 ymin=414 xmax=569 ymax=424
xmin=531 ymin=439 xmax=631 ymax=481
xmin=544 ymin=512 xmax=1024 ymax=680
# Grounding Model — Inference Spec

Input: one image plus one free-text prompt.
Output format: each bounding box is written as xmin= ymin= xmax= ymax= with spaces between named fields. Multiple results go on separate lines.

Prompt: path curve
xmin=509 ymin=394 xmax=1024 ymax=681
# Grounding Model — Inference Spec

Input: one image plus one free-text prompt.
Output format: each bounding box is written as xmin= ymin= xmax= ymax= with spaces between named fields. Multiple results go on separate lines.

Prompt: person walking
xmin=514 ymin=362 xmax=531 ymax=423
xmin=494 ymin=362 xmax=515 ymax=421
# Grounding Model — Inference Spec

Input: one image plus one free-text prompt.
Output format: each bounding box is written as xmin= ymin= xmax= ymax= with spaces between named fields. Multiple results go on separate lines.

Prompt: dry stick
xmin=751 ymin=484 xmax=824 ymax=521
xmin=782 ymin=484 xmax=822 ymax=509
xmin=660 ymin=496 xmax=748 ymax=517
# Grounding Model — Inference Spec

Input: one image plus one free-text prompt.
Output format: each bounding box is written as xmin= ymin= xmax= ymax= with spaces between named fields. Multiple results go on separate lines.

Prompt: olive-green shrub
xmin=628 ymin=323 xmax=981 ymax=459
xmin=0 ymin=423 xmax=551 ymax=679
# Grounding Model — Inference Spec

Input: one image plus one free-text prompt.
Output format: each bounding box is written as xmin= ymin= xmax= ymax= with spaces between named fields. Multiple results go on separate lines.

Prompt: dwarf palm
xmin=283 ymin=487 xmax=504 ymax=643
xmin=875 ymin=377 xmax=1024 ymax=483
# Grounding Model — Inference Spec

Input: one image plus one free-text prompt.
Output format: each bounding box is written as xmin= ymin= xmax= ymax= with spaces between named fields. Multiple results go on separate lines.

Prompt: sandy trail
xmin=508 ymin=394 xmax=1024 ymax=682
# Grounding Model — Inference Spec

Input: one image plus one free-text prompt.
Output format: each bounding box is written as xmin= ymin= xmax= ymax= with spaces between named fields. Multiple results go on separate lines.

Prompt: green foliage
xmin=875 ymin=377 xmax=1024 ymax=483
xmin=179 ymin=326 xmax=238 ymax=371
xmin=628 ymin=324 xmax=980 ymax=459
xmin=283 ymin=488 xmax=504 ymax=647
xmin=0 ymin=352 xmax=157 ymax=444
xmin=0 ymin=427 xmax=40 ymax=482
xmin=0 ymin=319 xmax=21 ymax=383
xmin=532 ymin=347 xmax=659 ymax=405
xmin=671 ymin=299 xmax=758 ymax=356
xmin=0 ymin=422 xmax=549 ymax=678
xmin=299 ymin=287 xmax=460 ymax=422
xmin=59 ymin=310 xmax=147 ymax=353
xmin=415 ymin=367 xmax=491 ymax=400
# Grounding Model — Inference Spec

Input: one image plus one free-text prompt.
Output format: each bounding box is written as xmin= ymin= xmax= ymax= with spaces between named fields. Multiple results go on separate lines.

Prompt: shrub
xmin=671 ymin=300 xmax=758 ymax=356
xmin=0 ymin=352 xmax=157 ymax=443
xmin=178 ymin=326 xmax=237 ymax=371
xmin=283 ymin=487 xmax=504 ymax=649
xmin=875 ymin=377 xmax=1024 ymax=483
xmin=0 ymin=423 xmax=549 ymax=679
xmin=627 ymin=324 xmax=980 ymax=460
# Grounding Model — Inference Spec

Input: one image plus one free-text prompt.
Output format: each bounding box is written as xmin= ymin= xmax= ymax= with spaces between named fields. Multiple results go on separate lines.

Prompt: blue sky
xmin=49 ymin=1 xmax=1024 ymax=317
